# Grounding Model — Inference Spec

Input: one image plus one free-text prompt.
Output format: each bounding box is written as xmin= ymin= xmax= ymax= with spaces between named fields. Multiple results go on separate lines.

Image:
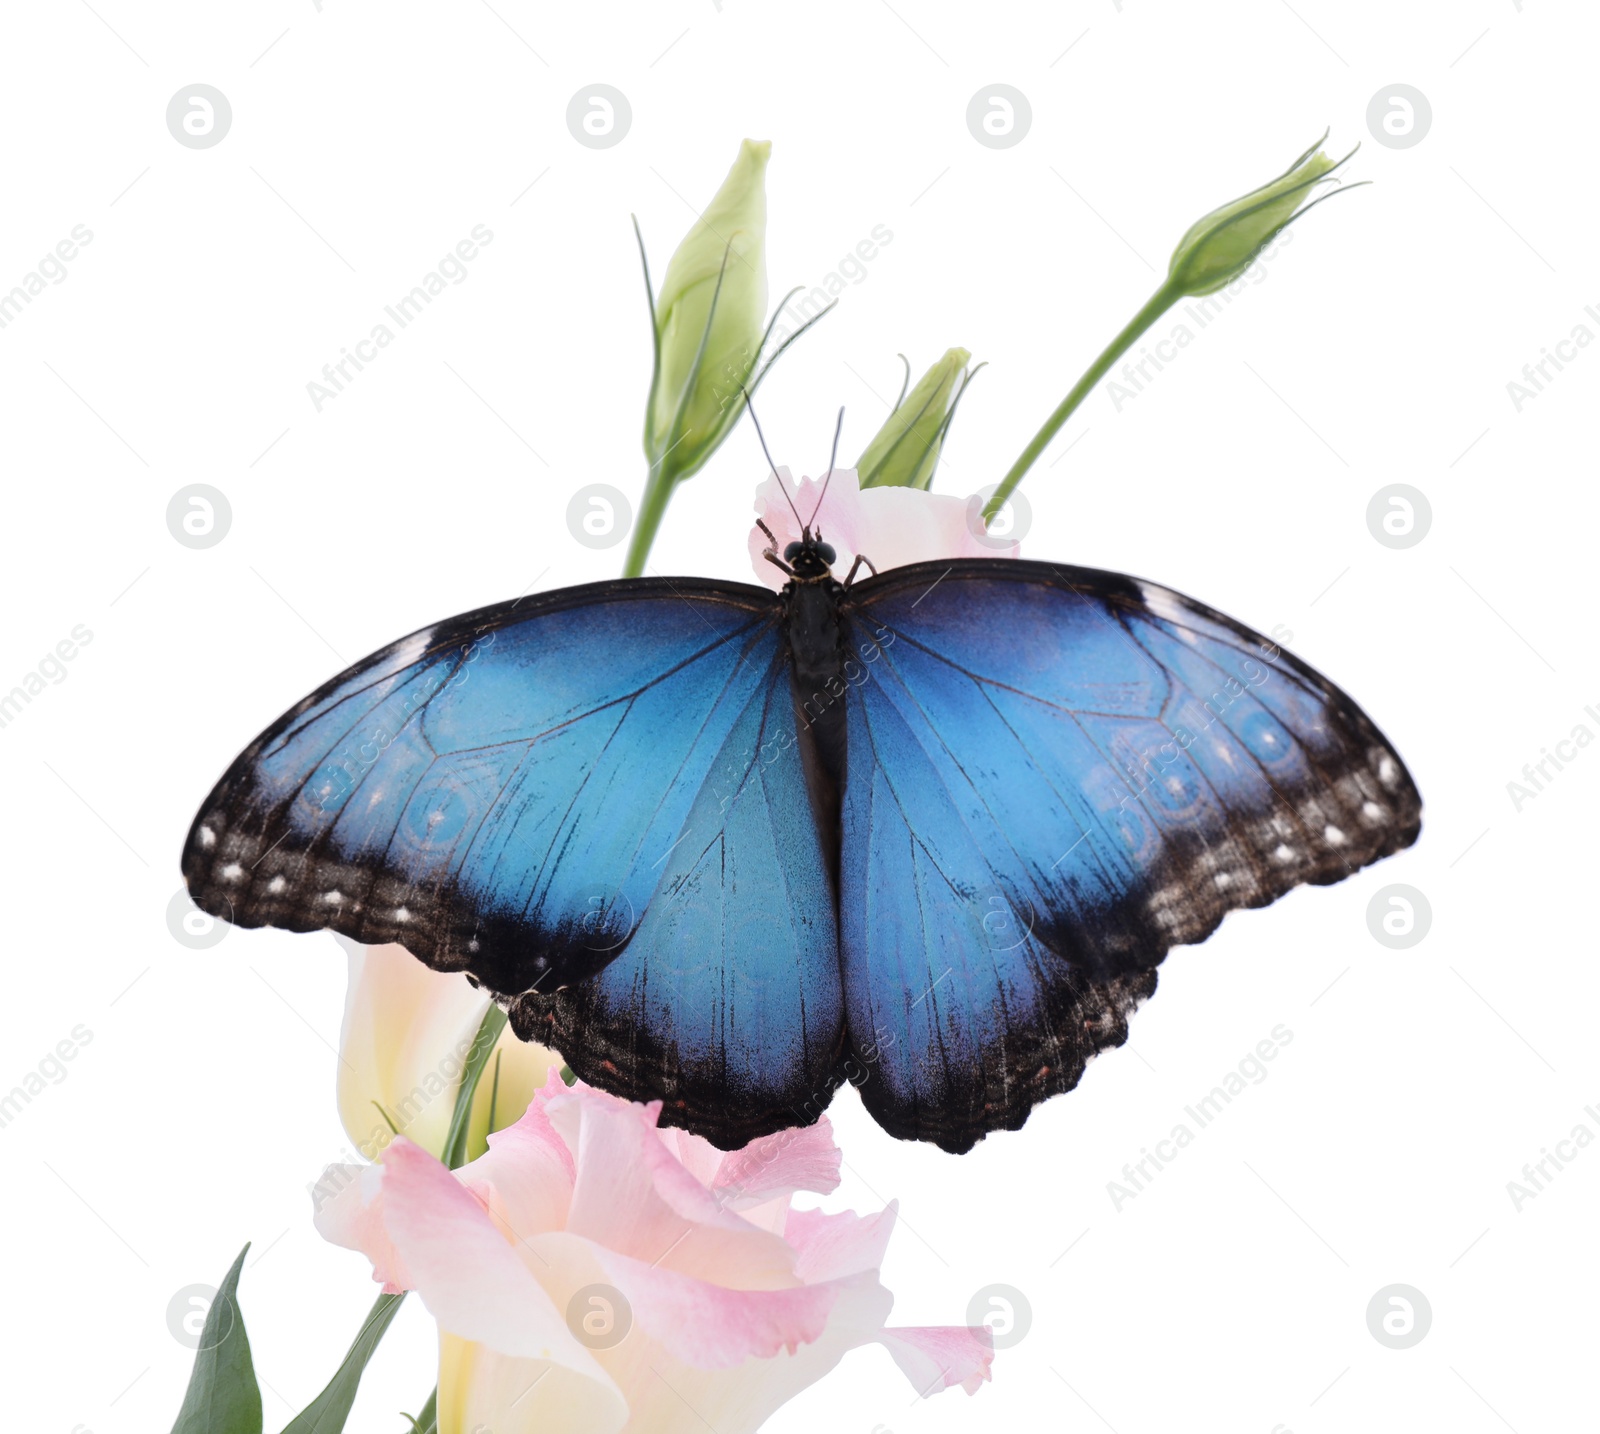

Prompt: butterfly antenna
xmin=808 ymin=407 xmax=846 ymax=530
xmin=742 ymin=386 xmax=807 ymax=534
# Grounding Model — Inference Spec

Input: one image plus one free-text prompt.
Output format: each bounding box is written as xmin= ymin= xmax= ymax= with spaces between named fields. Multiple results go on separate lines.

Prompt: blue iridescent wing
xmin=183 ymin=579 xmax=843 ymax=1144
xmin=838 ymin=559 xmax=1422 ymax=1152
xmin=507 ymin=662 xmax=844 ymax=1142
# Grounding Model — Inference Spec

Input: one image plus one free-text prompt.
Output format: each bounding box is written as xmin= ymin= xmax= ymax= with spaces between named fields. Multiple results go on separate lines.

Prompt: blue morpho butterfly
xmin=183 ymin=419 xmax=1421 ymax=1154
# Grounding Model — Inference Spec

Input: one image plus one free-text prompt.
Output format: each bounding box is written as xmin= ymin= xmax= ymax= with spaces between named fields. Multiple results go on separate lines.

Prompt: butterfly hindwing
xmin=838 ymin=560 xmax=1421 ymax=1151
xmin=508 ymin=646 xmax=844 ymax=1146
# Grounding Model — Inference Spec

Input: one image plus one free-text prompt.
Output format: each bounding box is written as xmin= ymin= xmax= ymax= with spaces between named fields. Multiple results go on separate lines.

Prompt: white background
xmin=1 ymin=1 xmax=1594 ymax=1431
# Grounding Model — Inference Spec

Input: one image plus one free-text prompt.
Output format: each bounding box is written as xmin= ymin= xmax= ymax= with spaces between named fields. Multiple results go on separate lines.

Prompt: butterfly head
xmin=783 ymin=534 xmax=837 ymax=579
xmin=745 ymin=397 xmax=853 ymax=584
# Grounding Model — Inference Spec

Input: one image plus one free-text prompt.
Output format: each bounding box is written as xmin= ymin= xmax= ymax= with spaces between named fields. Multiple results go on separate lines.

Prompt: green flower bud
xmin=1166 ymin=131 xmax=1360 ymax=297
xmin=984 ymin=130 xmax=1364 ymax=529
xmin=624 ymin=140 xmax=832 ymax=577
xmin=856 ymin=348 xmax=976 ymax=490
xmin=646 ymin=139 xmax=771 ymax=479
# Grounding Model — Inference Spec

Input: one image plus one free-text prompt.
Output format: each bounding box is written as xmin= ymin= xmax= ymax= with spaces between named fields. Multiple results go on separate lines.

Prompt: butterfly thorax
xmin=780 ymin=538 xmax=850 ymax=885
xmin=780 ymin=532 xmax=848 ymax=724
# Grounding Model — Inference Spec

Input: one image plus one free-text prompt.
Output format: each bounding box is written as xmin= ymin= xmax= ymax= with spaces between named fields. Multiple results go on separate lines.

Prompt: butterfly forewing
xmin=182 ymin=580 xmax=787 ymax=999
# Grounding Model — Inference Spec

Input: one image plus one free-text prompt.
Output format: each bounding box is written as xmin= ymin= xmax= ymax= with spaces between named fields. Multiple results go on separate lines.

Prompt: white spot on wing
xmin=220 ymin=862 xmax=243 ymax=881
xmin=323 ymin=890 xmax=343 ymax=905
xmin=267 ymin=875 xmax=286 ymax=893
xmin=1324 ymin=824 xmax=1346 ymax=846
xmin=385 ymin=628 xmax=434 ymax=671
xmin=394 ymin=907 xmax=410 ymax=923
xmin=1273 ymin=843 xmax=1296 ymax=864
xmin=1137 ymin=582 xmax=1191 ymax=628
xmin=199 ymin=826 xmax=216 ymax=848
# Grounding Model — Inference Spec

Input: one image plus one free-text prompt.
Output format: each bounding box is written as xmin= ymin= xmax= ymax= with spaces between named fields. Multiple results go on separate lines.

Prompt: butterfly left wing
xmin=182 ymin=580 xmax=843 ymax=1142
xmin=837 ymin=558 xmax=1422 ymax=1152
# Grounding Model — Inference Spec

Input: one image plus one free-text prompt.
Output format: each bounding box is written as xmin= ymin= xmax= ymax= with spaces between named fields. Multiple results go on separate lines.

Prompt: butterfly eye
xmin=783 ymin=542 xmax=803 ymax=561
xmin=817 ymin=542 xmax=837 ymax=564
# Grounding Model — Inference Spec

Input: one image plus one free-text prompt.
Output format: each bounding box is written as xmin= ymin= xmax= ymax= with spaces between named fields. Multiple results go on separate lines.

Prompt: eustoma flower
xmin=315 ymin=1073 xmax=993 ymax=1434
xmin=334 ymin=938 xmax=562 ymax=1163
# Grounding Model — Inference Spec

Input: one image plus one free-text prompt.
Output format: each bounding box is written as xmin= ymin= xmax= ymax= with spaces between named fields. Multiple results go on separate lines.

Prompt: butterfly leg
xmin=842 ymin=554 xmax=878 ymax=587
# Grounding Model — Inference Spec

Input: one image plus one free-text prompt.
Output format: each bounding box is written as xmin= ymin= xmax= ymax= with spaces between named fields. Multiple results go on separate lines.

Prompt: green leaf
xmin=439 ymin=1002 xmax=509 ymax=1171
xmin=277 ymin=1292 xmax=407 ymax=1434
xmin=170 ymin=1245 xmax=262 ymax=1434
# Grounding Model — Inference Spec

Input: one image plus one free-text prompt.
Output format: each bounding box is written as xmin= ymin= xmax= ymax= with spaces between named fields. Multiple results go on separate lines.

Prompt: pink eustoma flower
xmin=315 ymin=1072 xmax=993 ymax=1433
xmin=748 ymin=465 xmax=1019 ymax=590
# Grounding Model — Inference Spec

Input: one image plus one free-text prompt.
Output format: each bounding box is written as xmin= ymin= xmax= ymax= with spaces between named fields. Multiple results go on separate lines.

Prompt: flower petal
xmin=878 ymin=1323 xmax=996 ymax=1396
xmin=586 ymin=1239 xmax=869 ymax=1369
xmin=543 ymin=1083 xmax=798 ymax=1286
xmin=457 ymin=1079 xmax=576 ymax=1241
xmin=376 ymin=1138 xmax=614 ymax=1384
xmin=711 ymin=1118 xmax=842 ymax=1208
xmin=312 ymin=1160 xmax=409 ymax=1293
xmin=785 ymin=1202 xmax=898 ymax=1282
xmin=614 ymin=1274 xmax=894 ymax=1434
xmin=437 ymin=1332 xmax=628 ymax=1434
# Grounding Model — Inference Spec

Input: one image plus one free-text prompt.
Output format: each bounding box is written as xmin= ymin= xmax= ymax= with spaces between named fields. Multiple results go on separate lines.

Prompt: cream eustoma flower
xmin=315 ymin=1074 xmax=993 ymax=1434
xmin=334 ymin=938 xmax=562 ymax=1162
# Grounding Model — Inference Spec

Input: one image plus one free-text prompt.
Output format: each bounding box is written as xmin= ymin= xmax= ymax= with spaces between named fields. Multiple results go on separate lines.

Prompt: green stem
xmin=983 ymin=278 xmax=1182 ymax=525
xmin=622 ymin=465 xmax=675 ymax=578
xmin=406 ymin=1386 xmax=438 ymax=1432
